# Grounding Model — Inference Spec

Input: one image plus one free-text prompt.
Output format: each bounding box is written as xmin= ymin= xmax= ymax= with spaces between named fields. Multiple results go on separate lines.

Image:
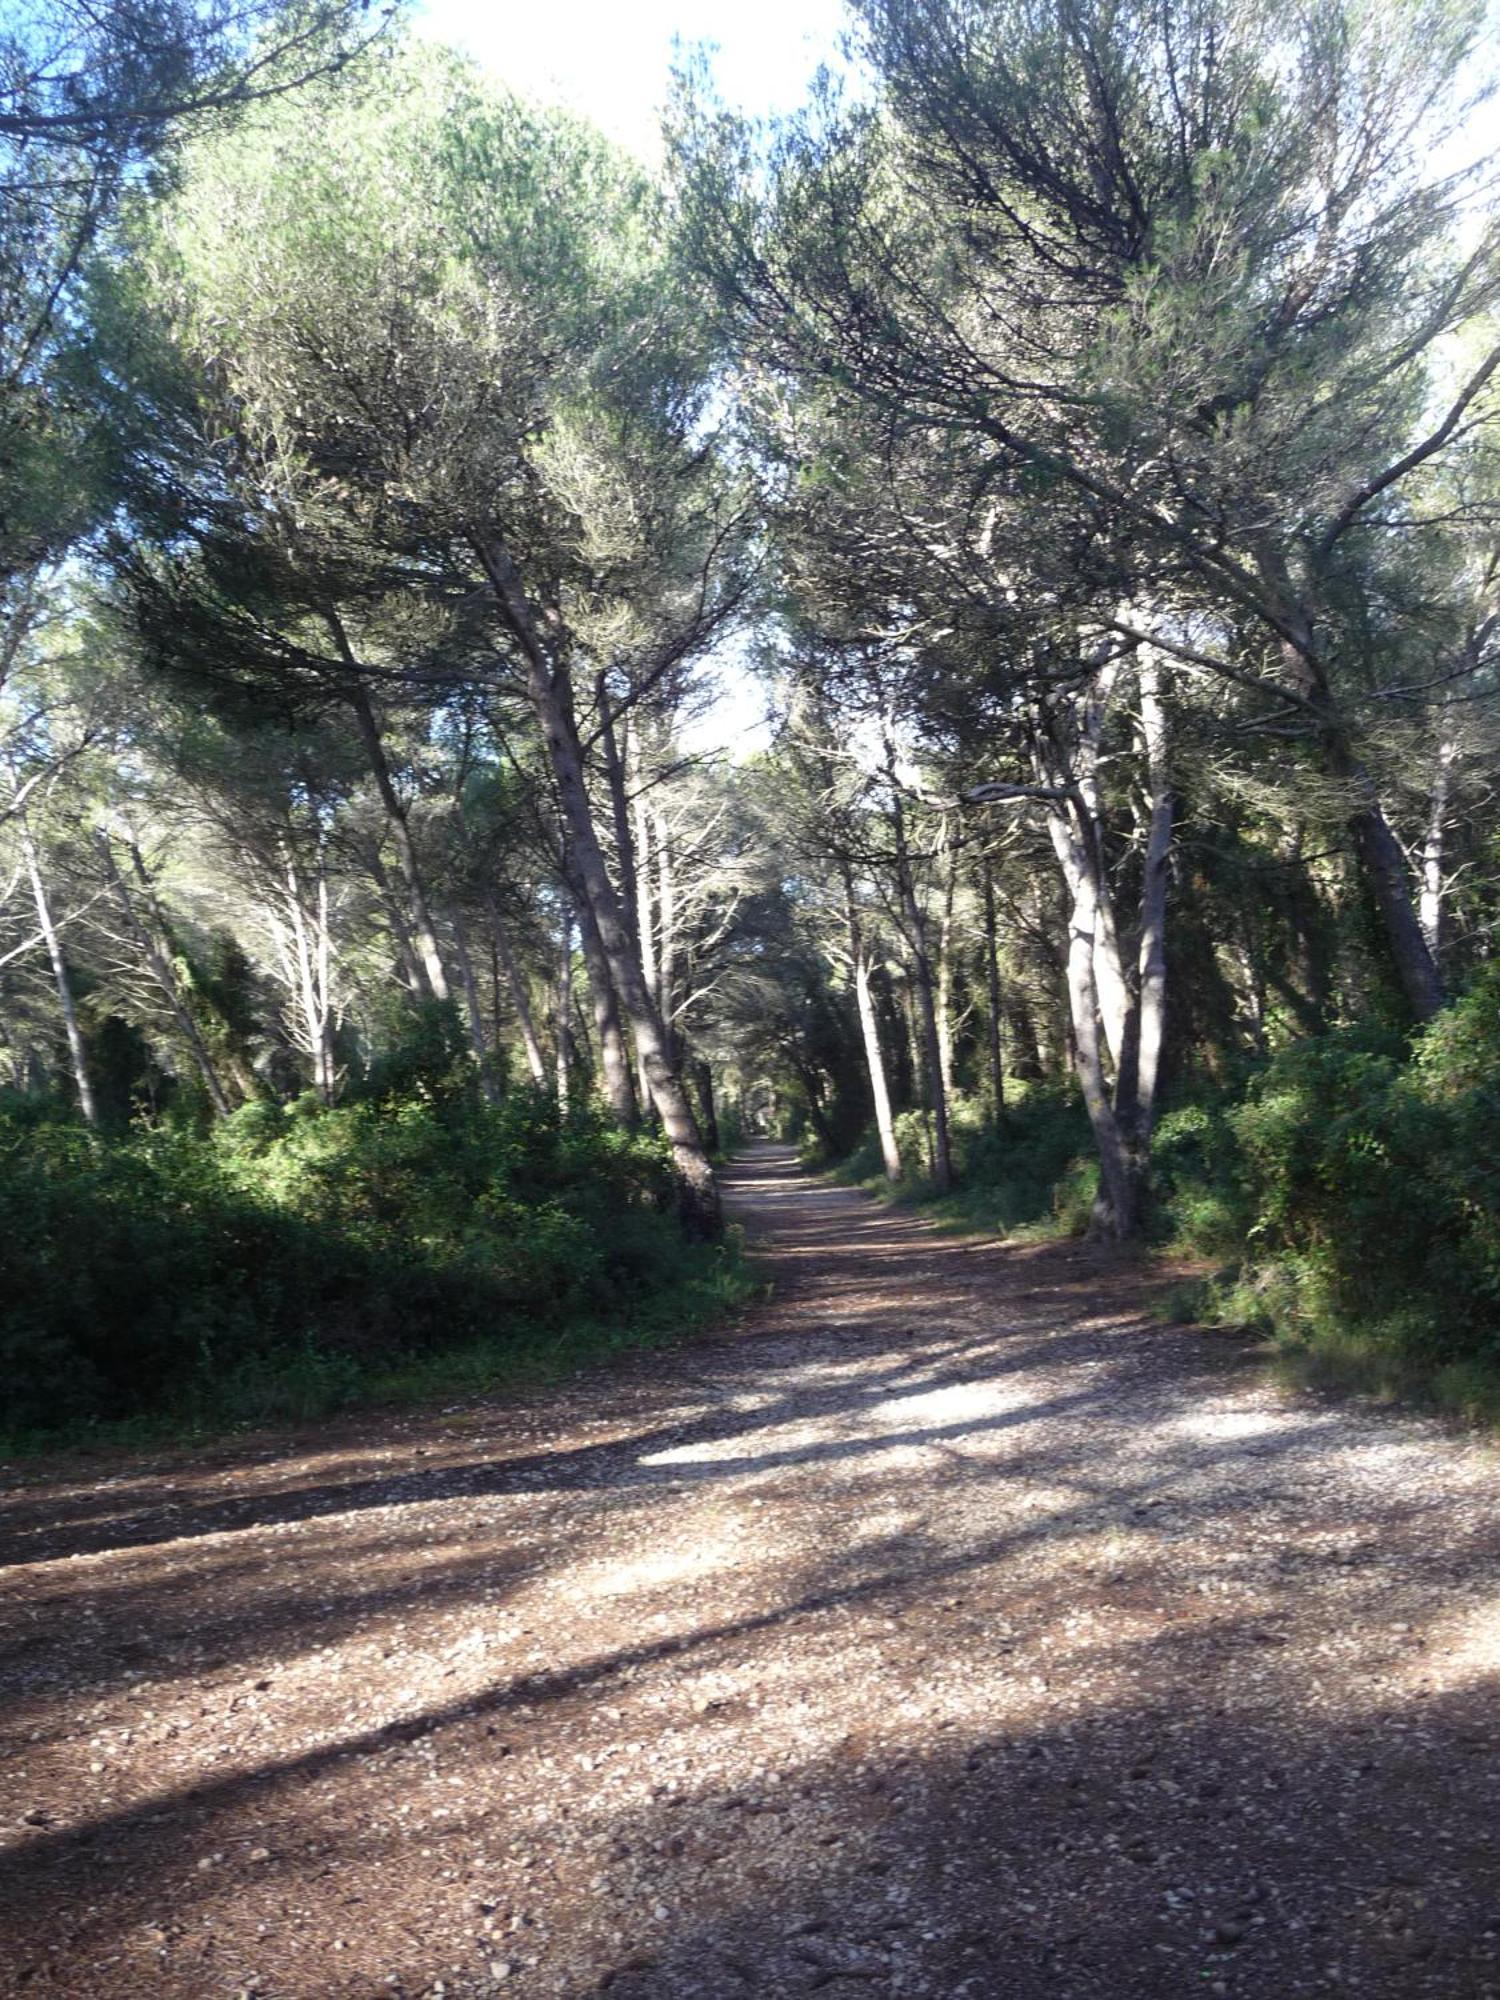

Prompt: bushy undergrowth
xmin=1161 ymin=969 xmax=1500 ymax=1414
xmin=0 ymin=1075 xmax=750 ymax=1447
xmin=824 ymin=971 xmax=1499 ymax=1416
xmin=832 ymin=1084 xmax=1096 ymax=1237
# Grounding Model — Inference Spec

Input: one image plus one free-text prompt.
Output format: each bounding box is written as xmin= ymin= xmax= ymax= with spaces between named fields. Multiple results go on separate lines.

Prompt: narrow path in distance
xmin=2 ymin=1141 xmax=1498 ymax=1998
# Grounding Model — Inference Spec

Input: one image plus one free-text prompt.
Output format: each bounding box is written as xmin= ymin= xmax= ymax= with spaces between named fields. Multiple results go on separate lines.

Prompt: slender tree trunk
xmin=654 ymin=801 xmax=679 ymax=1066
xmin=449 ymin=903 xmax=500 ymax=1103
xmin=1419 ymin=726 xmax=1456 ymax=961
xmin=632 ymin=745 xmax=657 ymax=1114
xmin=566 ymin=858 xmax=636 ymax=1126
xmin=1006 ymin=994 xmax=1044 ymax=1080
xmin=485 ymin=891 xmax=547 ymax=1085
xmin=1348 ymin=781 xmax=1445 ymax=1020
xmin=473 ymin=531 xmax=719 ymax=1232
xmin=599 ymin=690 xmax=640 ymax=958
xmin=1111 ymin=654 xmax=1172 ymax=1170
xmin=855 ymin=946 xmax=902 ymax=1180
xmin=936 ymin=830 xmax=957 ymax=1106
xmin=1131 ymin=654 xmax=1172 ymax=1144
xmin=1068 ymin=664 xmax=1131 ymax=1072
xmin=329 ymin=619 xmax=451 ymax=1005
xmin=1037 ymin=682 xmax=1147 ymax=1238
xmin=554 ymin=917 xmax=573 ymax=1109
xmin=692 ymin=1055 xmax=720 ymax=1155
xmin=22 ymin=820 xmax=98 ymax=1127
xmin=981 ymin=855 xmax=1005 ymax=1123
xmin=890 ymin=790 xmax=952 ymax=1193
xmin=100 ymin=831 xmax=233 ymax=1117
xmin=846 ymin=880 xmax=901 ymax=1180
xmin=283 ymin=844 xmax=336 ymax=1104
xmin=791 ymin=1050 xmax=835 ymax=1151
xmin=1048 ymin=806 xmax=1135 ymax=1238
xmin=897 ymin=969 xmax=922 ymax=1113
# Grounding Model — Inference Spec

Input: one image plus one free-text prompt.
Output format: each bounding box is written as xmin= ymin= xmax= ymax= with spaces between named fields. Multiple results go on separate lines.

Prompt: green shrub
xmin=830 ymin=1083 xmax=1095 ymax=1237
xmin=1151 ymin=1100 xmax=1251 ymax=1257
xmin=0 ymin=1082 xmax=737 ymax=1444
xmin=1162 ymin=970 xmax=1500 ymax=1399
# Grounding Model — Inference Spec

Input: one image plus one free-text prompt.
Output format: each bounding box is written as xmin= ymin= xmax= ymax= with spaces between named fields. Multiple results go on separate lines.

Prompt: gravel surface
xmin=2 ymin=1140 xmax=1498 ymax=1999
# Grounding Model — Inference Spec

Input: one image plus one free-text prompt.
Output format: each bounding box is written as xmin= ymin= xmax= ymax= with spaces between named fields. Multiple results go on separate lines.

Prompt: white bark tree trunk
xmin=1420 ymin=726 xmax=1456 ymax=961
xmin=280 ymin=844 xmax=337 ymax=1104
xmin=1048 ymin=804 xmax=1135 ymax=1236
xmin=1129 ymin=652 xmax=1172 ymax=1144
xmin=22 ymin=819 xmax=98 ymax=1128
xmin=846 ymin=880 xmax=902 ymax=1181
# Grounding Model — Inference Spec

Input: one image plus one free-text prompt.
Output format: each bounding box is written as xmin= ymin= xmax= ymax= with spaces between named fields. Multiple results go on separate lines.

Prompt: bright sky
xmin=414 ymin=0 xmax=852 ymax=162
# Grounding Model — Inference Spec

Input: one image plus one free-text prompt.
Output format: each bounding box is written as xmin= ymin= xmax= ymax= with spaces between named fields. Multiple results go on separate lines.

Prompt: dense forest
xmin=3 ymin=0 xmax=1498 ymax=1442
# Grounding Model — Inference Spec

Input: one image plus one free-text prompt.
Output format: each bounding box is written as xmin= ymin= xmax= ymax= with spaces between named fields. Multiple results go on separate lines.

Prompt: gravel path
xmin=2 ymin=1140 xmax=1498 ymax=1999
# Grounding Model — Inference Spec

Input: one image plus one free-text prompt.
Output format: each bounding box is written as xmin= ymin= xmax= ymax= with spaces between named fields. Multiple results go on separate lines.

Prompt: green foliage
xmin=1163 ymin=971 xmax=1500 ymax=1404
xmin=834 ymin=1085 xmax=1096 ymax=1237
xmin=1150 ymin=1100 xmax=1252 ymax=1260
xmin=948 ymin=1090 xmax=1096 ymax=1235
xmin=0 ymin=1084 xmax=747 ymax=1445
xmin=350 ymin=998 xmax=475 ymax=1107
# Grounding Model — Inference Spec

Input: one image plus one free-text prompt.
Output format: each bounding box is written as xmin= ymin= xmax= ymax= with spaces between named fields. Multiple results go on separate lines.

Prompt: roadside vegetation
xmin=1 ymin=1013 xmax=751 ymax=1451
xmin=807 ymin=966 xmax=1500 ymax=1422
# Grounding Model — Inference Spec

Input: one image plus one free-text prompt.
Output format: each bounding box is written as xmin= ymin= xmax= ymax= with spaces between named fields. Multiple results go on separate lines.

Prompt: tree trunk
xmin=890 ymin=792 xmax=952 ymax=1193
xmin=281 ymin=843 xmax=337 ymax=1104
xmin=693 ymin=1055 xmax=721 ymax=1155
xmin=846 ymin=879 xmax=901 ymax=1181
xmin=632 ymin=744 xmax=658 ymax=1115
xmin=599 ymin=691 xmax=640 ymax=959
xmin=1258 ymin=571 xmax=1444 ymax=1023
xmin=365 ymin=842 xmax=426 ymax=995
xmin=1006 ymin=995 xmax=1045 ymax=1080
xmin=1068 ymin=662 xmax=1131 ymax=1072
xmin=554 ymin=917 xmax=573 ymax=1109
xmin=1347 ymin=783 xmax=1445 ymax=1020
xmin=936 ymin=830 xmax=957 ymax=1106
xmin=981 ymin=855 xmax=1005 ymax=1122
xmin=654 ymin=801 xmax=680 ymax=1067
xmin=485 ymin=891 xmax=547 ymax=1086
xmin=1111 ymin=653 xmax=1173 ymax=1166
xmin=856 ymin=945 xmax=903 ymax=1180
xmin=1420 ymin=726 xmax=1456 ymax=962
xmin=449 ymin=903 xmax=500 ymax=1103
xmin=596 ymin=704 xmax=648 ymax=1120
xmin=1048 ymin=806 xmax=1136 ymax=1238
xmin=791 ymin=1048 xmax=836 ymax=1152
xmin=329 ymin=620 xmax=453 ymax=1007
xmin=22 ymin=820 xmax=98 ymax=1128
xmin=472 ymin=531 xmax=719 ymax=1233
xmin=566 ymin=856 xmax=637 ymax=1127
xmin=1131 ymin=652 xmax=1172 ymax=1146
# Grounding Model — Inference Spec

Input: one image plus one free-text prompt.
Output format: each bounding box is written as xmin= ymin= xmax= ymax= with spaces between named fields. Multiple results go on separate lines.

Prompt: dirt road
xmin=3 ymin=1142 xmax=1498 ymax=1998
